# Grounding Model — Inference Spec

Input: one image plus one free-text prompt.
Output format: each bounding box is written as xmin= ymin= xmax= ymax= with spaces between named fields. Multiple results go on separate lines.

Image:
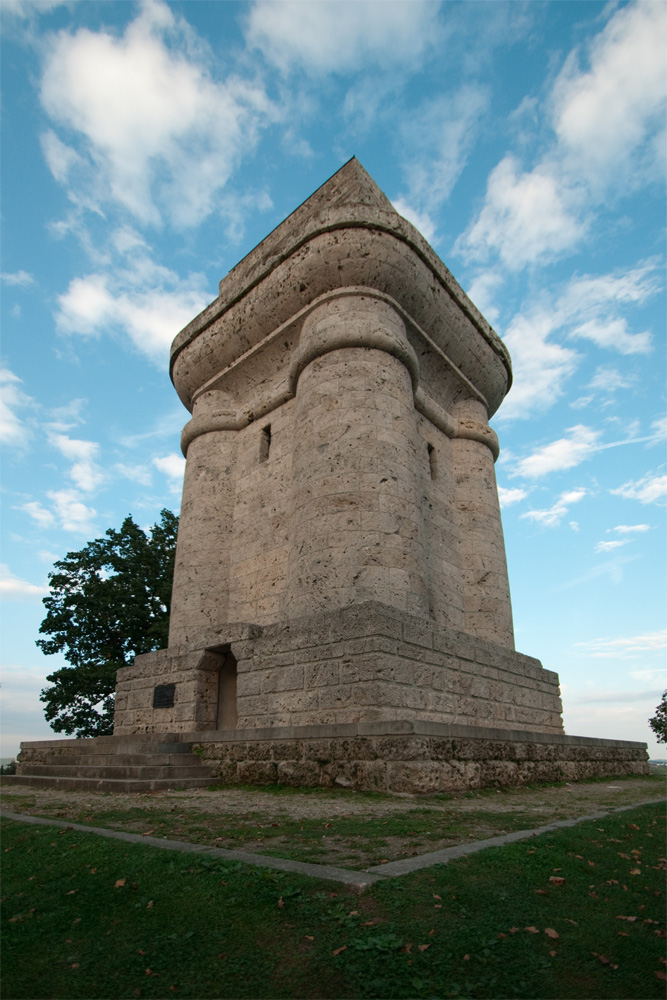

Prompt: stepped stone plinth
xmin=15 ymin=160 xmax=647 ymax=793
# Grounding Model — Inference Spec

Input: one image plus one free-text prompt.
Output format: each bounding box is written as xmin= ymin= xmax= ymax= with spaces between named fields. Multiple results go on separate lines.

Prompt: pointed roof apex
xmin=294 ymin=156 xmax=396 ymax=216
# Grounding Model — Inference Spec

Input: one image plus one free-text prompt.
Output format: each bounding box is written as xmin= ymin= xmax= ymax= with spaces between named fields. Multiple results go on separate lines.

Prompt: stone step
xmin=22 ymin=753 xmax=203 ymax=768
xmin=18 ymin=763 xmax=212 ymax=780
xmin=2 ymin=774 xmax=224 ymax=792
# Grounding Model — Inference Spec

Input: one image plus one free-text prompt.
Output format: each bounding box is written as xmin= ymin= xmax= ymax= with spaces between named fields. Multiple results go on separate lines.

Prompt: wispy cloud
xmin=575 ymin=630 xmax=667 ymax=658
xmin=514 ymin=425 xmax=600 ymax=478
xmin=0 ymin=564 xmax=47 ymax=599
xmin=55 ymin=247 xmax=212 ymax=365
xmin=457 ymin=1 xmax=667 ymax=269
xmin=611 ymin=472 xmax=667 ymax=506
xmin=0 ymin=270 xmax=35 ymax=286
xmin=46 ymin=489 xmax=97 ymax=534
xmin=595 ymin=539 xmax=628 ymax=554
xmin=0 ymin=369 xmax=32 ymax=448
xmin=18 ymin=501 xmax=55 ymax=528
xmin=497 ymin=486 xmax=528 ymax=508
xmin=153 ymin=453 xmax=186 ymax=481
xmin=245 ymin=0 xmax=441 ymax=75
xmin=40 ymin=0 xmax=276 ymax=228
xmin=520 ymin=487 xmax=587 ymax=527
xmin=48 ymin=433 xmax=105 ymax=492
xmin=608 ymin=524 xmax=651 ymax=534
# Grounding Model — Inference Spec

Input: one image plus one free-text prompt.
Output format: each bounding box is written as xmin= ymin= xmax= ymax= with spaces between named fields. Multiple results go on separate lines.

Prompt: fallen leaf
xmin=588 ymin=861 xmax=595 ymax=867
xmin=418 ymin=944 xmax=430 ymax=953
xmin=535 ymin=889 xmax=549 ymax=896
xmin=463 ymin=954 xmax=470 ymax=961
xmin=403 ymin=944 xmax=412 ymax=954
xmin=146 ymin=901 xmax=153 ymax=910
xmin=349 ymin=910 xmax=359 ymax=916
xmin=66 ymin=890 xmax=77 ymax=895
xmin=545 ymin=928 xmax=559 ymax=939
xmin=552 ymin=868 xmax=562 ymax=872
xmin=114 ymin=879 xmax=126 ymax=889
xmin=549 ymin=950 xmax=557 ymax=957
xmin=525 ymin=926 xmax=539 ymax=934
xmin=549 ymin=876 xmax=565 ymax=886
xmin=656 ymin=971 xmax=667 ymax=981
xmin=498 ymin=933 xmax=507 ymax=939
xmin=137 ymin=950 xmax=146 ymax=955
xmin=616 ymin=915 xmax=637 ymax=922
xmin=332 ymin=946 xmax=346 ymax=956
xmin=434 ymin=904 xmax=442 ymax=909
xmin=69 ymin=963 xmax=79 ymax=970
xmin=618 ymin=932 xmax=629 ymax=936
xmin=305 ymin=935 xmax=314 ymax=941
xmin=509 ymin=927 xmax=519 ymax=934
xmin=433 ymin=894 xmax=442 ymax=900
xmin=379 ymin=860 xmax=389 ymax=864
xmin=629 ymin=869 xmax=641 ymax=876
xmin=277 ymin=897 xmax=284 ymax=909
xmin=141 ymin=831 xmax=154 ymax=837
xmin=629 ymin=824 xmax=640 ymax=830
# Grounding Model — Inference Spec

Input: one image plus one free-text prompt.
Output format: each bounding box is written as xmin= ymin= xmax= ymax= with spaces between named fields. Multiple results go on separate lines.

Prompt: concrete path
xmin=2 ymin=798 xmax=663 ymax=891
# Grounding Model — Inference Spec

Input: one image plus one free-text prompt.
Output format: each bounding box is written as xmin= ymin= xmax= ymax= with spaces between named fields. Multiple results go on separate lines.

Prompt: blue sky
xmin=1 ymin=0 xmax=665 ymax=759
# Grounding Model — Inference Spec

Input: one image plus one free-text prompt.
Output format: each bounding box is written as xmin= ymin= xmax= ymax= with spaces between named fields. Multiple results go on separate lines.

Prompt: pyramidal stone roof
xmin=170 ymin=158 xmax=512 ymax=413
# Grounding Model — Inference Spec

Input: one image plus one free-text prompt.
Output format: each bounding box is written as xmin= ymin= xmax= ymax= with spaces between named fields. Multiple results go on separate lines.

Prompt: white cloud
xmin=568 ymin=317 xmax=651 ymax=355
xmin=497 ymin=486 xmax=528 ymax=508
xmin=115 ymin=463 xmax=152 ymax=486
xmin=514 ymin=425 xmax=600 ymax=478
xmin=0 ymin=368 xmax=32 ymax=447
xmin=630 ymin=668 xmax=667 ymax=684
xmin=458 ymin=2 xmax=667 ymax=269
xmin=245 ymin=0 xmax=441 ymax=74
xmin=0 ymin=564 xmax=47 ymax=599
xmin=46 ymin=489 xmax=97 ymax=533
xmin=611 ymin=472 xmax=667 ymax=505
xmin=40 ymin=0 xmax=275 ymax=228
xmin=497 ymin=311 xmax=580 ymax=421
xmin=521 ymin=487 xmax=587 ymax=528
xmin=1 ymin=0 xmax=65 ymax=18
xmin=0 ymin=270 xmax=35 ymax=286
xmin=153 ymin=453 xmax=186 ymax=480
xmin=55 ymin=251 xmax=211 ymax=365
xmin=396 ymin=86 xmax=489 ymax=219
xmin=575 ymin=629 xmax=667 ymax=658
xmin=458 ymin=155 xmax=584 ymax=269
xmin=609 ymin=524 xmax=651 ymax=534
xmin=19 ymin=501 xmax=55 ymax=528
xmin=40 ymin=129 xmax=81 ymax=184
xmin=551 ymin=0 xmax=667 ymax=186
xmin=391 ymin=200 xmax=437 ymax=243
xmin=595 ymin=539 xmax=628 ymax=554
xmin=588 ymin=367 xmax=634 ymax=394
xmin=496 ymin=260 xmax=661 ymax=421
xmin=49 ymin=433 xmax=105 ymax=492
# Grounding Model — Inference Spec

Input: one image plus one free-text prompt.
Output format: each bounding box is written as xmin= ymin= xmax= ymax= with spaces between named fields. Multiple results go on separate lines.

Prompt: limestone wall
xmin=114 ymin=603 xmax=561 ymax=736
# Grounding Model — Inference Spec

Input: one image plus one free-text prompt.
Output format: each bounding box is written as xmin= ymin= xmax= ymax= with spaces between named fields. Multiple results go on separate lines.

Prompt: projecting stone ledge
xmin=189 ymin=723 xmax=649 ymax=795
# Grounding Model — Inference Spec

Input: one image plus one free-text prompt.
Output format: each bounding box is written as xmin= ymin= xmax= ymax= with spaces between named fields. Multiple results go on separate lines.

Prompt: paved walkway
xmin=2 ymin=799 xmax=663 ymax=891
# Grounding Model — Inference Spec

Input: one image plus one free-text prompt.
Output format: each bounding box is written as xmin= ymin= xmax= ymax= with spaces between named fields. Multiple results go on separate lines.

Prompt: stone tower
xmin=113 ymin=159 xmax=564 ymax=738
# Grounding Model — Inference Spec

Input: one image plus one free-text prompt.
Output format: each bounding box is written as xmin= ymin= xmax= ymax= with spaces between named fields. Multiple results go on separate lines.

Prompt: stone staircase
xmin=4 ymin=735 xmax=223 ymax=793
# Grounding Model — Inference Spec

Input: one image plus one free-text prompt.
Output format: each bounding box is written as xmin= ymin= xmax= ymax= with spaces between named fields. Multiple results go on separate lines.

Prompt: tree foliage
xmin=37 ymin=510 xmax=178 ymax=738
xmin=648 ymin=690 xmax=667 ymax=745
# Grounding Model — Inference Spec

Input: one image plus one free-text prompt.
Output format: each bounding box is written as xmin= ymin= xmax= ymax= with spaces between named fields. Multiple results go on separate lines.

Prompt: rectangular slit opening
xmin=260 ymin=424 xmax=271 ymax=463
xmin=427 ymin=443 xmax=438 ymax=481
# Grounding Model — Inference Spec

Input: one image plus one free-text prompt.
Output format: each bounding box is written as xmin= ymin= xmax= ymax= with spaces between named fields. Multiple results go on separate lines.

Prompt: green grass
xmin=2 ymin=802 xmax=665 ymax=999
xmin=6 ymin=771 xmax=662 ymax=869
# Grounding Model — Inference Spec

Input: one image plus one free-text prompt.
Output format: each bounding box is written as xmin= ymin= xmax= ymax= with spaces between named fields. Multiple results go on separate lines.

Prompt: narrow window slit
xmin=427 ymin=443 xmax=438 ymax=481
xmin=260 ymin=424 xmax=271 ymax=463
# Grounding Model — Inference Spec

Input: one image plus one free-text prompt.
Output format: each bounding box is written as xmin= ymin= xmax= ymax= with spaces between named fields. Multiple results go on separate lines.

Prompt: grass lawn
xmin=2 ymin=801 xmax=665 ymax=999
xmin=3 ymin=772 xmax=663 ymax=870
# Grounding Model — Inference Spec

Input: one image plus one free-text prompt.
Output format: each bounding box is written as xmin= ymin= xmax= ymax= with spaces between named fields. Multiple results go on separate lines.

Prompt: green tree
xmin=648 ymin=690 xmax=667 ymax=745
xmin=37 ymin=510 xmax=178 ymax=738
